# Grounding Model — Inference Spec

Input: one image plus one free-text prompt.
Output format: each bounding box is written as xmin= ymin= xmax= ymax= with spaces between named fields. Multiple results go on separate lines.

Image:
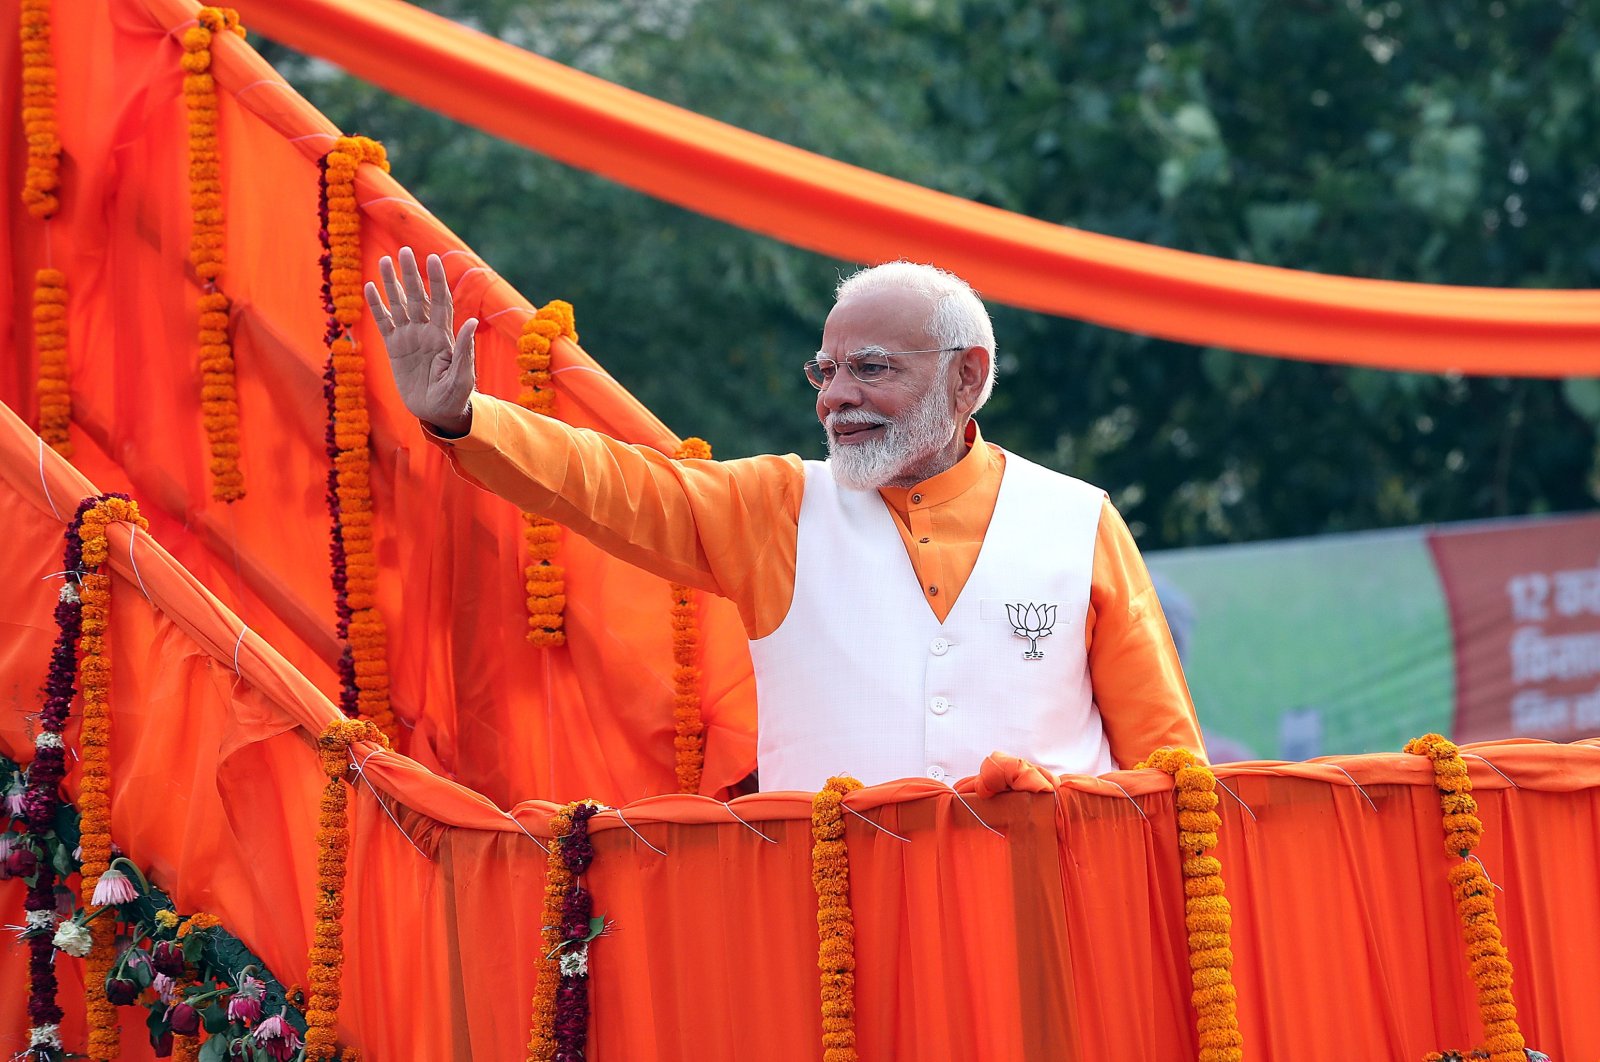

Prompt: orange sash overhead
xmin=227 ymin=0 xmax=1600 ymax=377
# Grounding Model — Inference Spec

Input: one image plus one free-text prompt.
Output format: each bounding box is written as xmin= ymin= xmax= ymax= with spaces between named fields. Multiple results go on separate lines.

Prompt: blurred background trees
xmin=256 ymin=0 xmax=1600 ymax=548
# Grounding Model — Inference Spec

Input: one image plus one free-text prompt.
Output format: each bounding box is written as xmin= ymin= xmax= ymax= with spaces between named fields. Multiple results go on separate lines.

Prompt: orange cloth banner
xmin=3 ymin=411 xmax=1600 ymax=1059
xmin=227 ymin=0 xmax=1600 ymax=377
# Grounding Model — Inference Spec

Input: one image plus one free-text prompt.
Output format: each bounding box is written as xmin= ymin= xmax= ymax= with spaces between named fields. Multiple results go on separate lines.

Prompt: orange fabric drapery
xmin=4 ymin=406 xmax=1600 ymax=1059
xmin=229 ymin=0 xmax=1600 ymax=377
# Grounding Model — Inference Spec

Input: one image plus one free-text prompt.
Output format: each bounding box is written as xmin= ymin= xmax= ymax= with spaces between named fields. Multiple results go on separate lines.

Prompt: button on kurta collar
xmin=878 ymin=421 xmax=995 ymax=515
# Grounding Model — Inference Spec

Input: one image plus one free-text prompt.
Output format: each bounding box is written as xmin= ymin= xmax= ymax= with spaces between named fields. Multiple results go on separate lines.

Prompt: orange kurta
xmin=430 ymin=392 xmax=1204 ymax=769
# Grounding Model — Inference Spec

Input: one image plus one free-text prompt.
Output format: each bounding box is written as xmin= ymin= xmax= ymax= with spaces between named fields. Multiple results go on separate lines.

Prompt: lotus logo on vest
xmin=1005 ymin=602 xmax=1057 ymax=661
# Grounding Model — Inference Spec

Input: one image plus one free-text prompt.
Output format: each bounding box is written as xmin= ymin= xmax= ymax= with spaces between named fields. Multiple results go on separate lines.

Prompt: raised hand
xmin=364 ymin=246 xmax=478 ymax=435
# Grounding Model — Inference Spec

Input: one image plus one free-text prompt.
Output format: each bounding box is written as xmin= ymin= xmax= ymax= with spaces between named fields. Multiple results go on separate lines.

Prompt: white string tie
xmin=128 ymin=527 xmax=151 ymax=600
xmin=1465 ymin=753 xmax=1520 ymax=789
xmin=358 ymin=196 xmax=420 ymax=210
xmin=351 ymin=747 xmax=430 ymax=860
xmin=500 ymin=810 xmax=549 ymax=854
xmin=231 ymin=626 xmax=249 ymax=676
xmin=1467 ymin=853 xmax=1506 ymax=893
xmin=719 ymin=802 xmax=777 ymax=844
xmin=550 ymin=366 xmax=610 ymax=379
xmin=234 ymin=78 xmax=296 ymax=97
xmin=1215 ymin=778 xmax=1257 ymax=823
xmin=611 ymin=808 xmax=667 ymax=856
xmin=38 ymin=439 xmax=62 ymax=520
xmin=1100 ymin=779 xmax=1151 ymax=824
xmin=453 ymin=266 xmax=488 ymax=286
xmin=949 ymin=789 xmax=1004 ymax=838
xmin=482 ymin=306 xmax=532 ymax=323
xmin=842 ymin=804 xmax=910 ymax=843
xmin=1326 ymin=764 xmax=1380 ymax=813
xmin=288 ymin=132 xmax=338 ymax=144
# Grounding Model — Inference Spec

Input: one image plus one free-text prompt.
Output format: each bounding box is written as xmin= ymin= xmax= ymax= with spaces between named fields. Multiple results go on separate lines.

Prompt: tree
xmin=256 ymin=0 xmax=1600 ymax=548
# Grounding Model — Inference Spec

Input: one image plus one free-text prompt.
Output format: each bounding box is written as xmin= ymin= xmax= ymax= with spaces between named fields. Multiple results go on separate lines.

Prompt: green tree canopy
xmin=258 ymin=0 xmax=1600 ymax=548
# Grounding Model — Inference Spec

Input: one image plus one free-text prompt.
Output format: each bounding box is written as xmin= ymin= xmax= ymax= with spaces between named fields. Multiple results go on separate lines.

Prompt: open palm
xmin=364 ymin=246 xmax=478 ymax=433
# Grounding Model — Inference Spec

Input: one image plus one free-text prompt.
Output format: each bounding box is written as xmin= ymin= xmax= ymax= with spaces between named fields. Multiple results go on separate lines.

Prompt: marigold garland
xmin=811 ymin=775 xmax=863 ymax=1062
xmin=305 ymin=718 xmax=387 ymax=1061
xmin=183 ymin=8 xmax=247 ymax=501
xmin=317 ymin=137 xmax=397 ymax=744
xmin=527 ymin=799 xmax=602 ymax=1061
xmin=34 ymin=268 xmax=71 ymax=456
xmin=517 ymin=302 xmax=577 ymax=646
xmin=19 ymin=0 xmax=60 ymax=219
xmin=74 ymin=496 xmax=149 ymax=1060
xmin=1405 ymin=734 xmax=1528 ymax=1062
xmin=1137 ymin=747 xmax=1243 ymax=1062
xmin=669 ymin=437 xmax=712 ymax=792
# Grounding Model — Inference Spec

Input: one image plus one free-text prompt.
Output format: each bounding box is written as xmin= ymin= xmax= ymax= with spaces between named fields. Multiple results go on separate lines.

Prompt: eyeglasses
xmin=803 ymin=346 xmax=961 ymax=390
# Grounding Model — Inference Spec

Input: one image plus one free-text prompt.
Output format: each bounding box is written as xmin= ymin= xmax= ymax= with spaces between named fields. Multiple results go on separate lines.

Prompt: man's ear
xmin=953 ymin=345 xmax=988 ymax=414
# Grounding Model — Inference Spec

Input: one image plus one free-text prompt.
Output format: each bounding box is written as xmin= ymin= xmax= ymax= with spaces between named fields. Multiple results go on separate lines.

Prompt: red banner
xmin=1430 ymin=514 xmax=1600 ymax=743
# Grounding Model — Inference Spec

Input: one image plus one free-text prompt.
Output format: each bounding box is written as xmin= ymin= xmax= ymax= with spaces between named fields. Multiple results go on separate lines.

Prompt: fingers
xmin=399 ymin=246 xmax=430 ymax=323
xmin=379 ymin=254 xmax=408 ymax=322
xmin=364 ymin=281 xmax=395 ymax=337
xmin=427 ymin=253 xmax=453 ymax=332
xmin=451 ymin=317 xmax=479 ymax=390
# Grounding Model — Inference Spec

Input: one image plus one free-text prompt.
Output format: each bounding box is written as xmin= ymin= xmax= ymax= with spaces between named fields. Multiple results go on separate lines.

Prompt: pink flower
xmin=3 ymin=845 xmax=37 ymax=879
xmin=91 ymin=866 xmax=139 ymax=906
xmin=3 ymin=774 xmax=23 ymax=816
xmin=151 ymin=940 xmax=185 ymax=976
xmin=152 ymin=973 xmax=177 ymax=1004
xmin=227 ymin=974 xmax=265 ymax=1025
xmin=253 ymin=1011 xmax=302 ymax=1062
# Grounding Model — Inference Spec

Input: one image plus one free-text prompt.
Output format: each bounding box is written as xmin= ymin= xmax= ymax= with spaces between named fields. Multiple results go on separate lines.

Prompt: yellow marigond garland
xmin=78 ymin=497 xmax=149 ymax=1061
xmin=323 ymin=136 xmax=397 ymax=744
xmin=811 ymin=775 xmax=863 ymax=1062
xmin=19 ymin=0 xmax=60 ymax=219
xmin=1138 ymin=747 xmax=1243 ymax=1062
xmin=305 ymin=718 xmax=387 ymax=1061
xmin=34 ymin=267 xmax=71 ymax=455
xmin=670 ymin=437 xmax=712 ymax=793
xmin=516 ymin=302 xmax=577 ymax=646
xmin=183 ymin=8 xmax=246 ymax=501
xmin=1404 ymin=734 xmax=1527 ymax=1062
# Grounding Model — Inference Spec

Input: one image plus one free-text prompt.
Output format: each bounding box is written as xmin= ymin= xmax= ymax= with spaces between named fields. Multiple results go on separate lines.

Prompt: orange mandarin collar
xmin=878 ymin=420 xmax=998 ymax=512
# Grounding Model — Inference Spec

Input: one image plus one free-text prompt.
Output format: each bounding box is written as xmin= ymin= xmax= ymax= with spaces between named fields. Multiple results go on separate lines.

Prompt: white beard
xmin=825 ymin=384 xmax=956 ymax=491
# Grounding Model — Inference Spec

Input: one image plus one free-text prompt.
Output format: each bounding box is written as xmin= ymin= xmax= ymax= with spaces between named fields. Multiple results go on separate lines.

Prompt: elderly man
xmin=367 ymin=248 xmax=1203 ymax=791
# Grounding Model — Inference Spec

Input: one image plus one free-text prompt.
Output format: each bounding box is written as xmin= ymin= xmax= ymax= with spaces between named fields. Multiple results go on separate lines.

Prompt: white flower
xmin=26 ymin=910 xmax=56 ymax=930
xmin=34 ymin=731 xmax=63 ymax=751
xmin=30 ymin=1023 xmax=63 ymax=1048
xmin=52 ymin=918 xmax=92 ymax=957
xmin=58 ymin=582 xmax=79 ymax=604
xmin=558 ymin=944 xmax=589 ymax=978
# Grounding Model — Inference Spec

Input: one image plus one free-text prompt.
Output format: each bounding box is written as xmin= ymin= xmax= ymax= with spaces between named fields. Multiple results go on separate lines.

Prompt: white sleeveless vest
xmin=749 ymin=450 xmax=1115 ymax=792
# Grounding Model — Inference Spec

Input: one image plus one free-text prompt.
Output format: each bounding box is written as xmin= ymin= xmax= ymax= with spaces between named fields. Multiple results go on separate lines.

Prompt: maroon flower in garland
xmin=316 ymin=154 xmax=358 ymax=717
xmin=552 ymin=802 xmax=602 ymax=1059
xmin=20 ymin=495 xmax=126 ymax=1057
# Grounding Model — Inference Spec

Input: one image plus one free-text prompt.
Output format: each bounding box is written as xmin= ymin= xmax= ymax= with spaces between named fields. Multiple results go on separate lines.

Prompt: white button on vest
xmin=930 ymin=696 xmax=952 ymax=716
xmin=927 ymin=765 xmax=945 ymax=781
xmin=930 ymin=637 xmax=950 ymax=655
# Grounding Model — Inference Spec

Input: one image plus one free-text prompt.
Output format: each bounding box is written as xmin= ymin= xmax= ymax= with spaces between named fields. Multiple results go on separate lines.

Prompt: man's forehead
xmin=823 ymin=287 xmax=936 ymax=350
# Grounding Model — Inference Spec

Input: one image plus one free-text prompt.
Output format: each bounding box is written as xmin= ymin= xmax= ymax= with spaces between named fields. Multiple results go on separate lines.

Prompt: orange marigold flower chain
xmin=183 ymin=8 xmax=247 ymax=501
xmin=21 ymin=0 xmax=70 ymax=455
xmin=77 ymin=496 xmax=150 ymax=1060
xmin=670 ymin=437 xmax=713 ymax=792
xmin=19 ymin=0 xmax=60 ymax=220
xmin=1137 ymin=748 xmax=1244 ymax=1062
xmin=317 ymin=137 xmax=397 ymax=744
xmin=1404 ymin=734 xmax=1531 ymax=1062
xmin=305 ymin=718 xmax=388 ymax=1061
xmin=527 ymin=799 xmax=604 ymax=1061
xmin=516 ymin=303 xmax=577 ymax=646
xmin=811 ymin=775 xmax=863 ymax=1062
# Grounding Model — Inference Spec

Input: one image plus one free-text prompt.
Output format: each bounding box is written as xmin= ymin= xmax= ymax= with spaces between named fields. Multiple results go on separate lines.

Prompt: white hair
xmin=834 ymin=261 xmax=997 ymax=414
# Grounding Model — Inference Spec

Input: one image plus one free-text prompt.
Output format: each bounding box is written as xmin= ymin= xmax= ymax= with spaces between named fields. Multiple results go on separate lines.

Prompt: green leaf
xmin=182 ymin=931 xmax=206 ymax=963
xmin=1562 ymin=378 xmax=1600 ymax=425
xmin=201 ymin=1002 xmax=230 ymax=1035
xmin=198 ymin=1033 xmax=231 ymax=1062
xmin=145 ymin=1006 xmax=171 ymax=1043
xmin=584 ymin=916 xmax=606 ymax=943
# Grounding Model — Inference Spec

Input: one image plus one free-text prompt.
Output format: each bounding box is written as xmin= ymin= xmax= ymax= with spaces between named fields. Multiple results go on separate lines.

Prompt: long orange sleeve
xmin=433 ymin=393 xmax=1203 ymax=766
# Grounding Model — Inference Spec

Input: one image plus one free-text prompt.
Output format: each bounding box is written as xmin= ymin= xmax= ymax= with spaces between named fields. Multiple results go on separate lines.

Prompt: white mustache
xmin=826 ymin=409 xmax=887 ymax=432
